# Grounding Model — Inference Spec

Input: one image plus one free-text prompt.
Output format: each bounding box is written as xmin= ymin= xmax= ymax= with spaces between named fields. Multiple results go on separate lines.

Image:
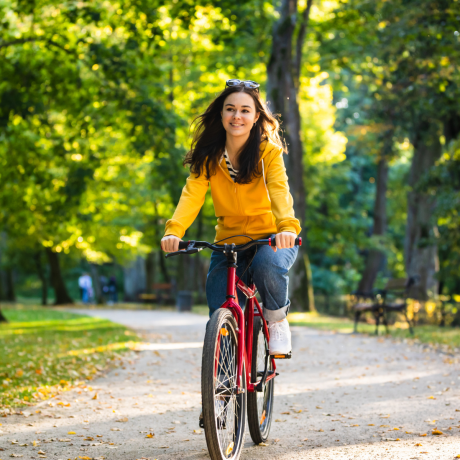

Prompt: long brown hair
xmin=184 ymin=85 xmax=285 ymax=184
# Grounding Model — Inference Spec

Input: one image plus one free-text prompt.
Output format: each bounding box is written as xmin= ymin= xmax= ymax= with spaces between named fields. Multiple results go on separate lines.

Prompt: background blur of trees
xmin=0 ymin=1 xmax=459 ymax=320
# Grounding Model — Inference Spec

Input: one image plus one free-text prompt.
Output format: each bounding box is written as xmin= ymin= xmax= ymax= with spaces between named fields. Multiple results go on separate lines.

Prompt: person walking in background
xmin=78 ymin=273 xmax=85 ymax=301
xmin=108 ymin=276 xmax=118 ymax=304
xmin=79 ymin=272 xmax=92 ymax=304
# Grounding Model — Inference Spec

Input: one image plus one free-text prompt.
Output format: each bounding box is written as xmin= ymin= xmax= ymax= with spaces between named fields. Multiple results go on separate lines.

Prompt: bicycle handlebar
xmin=165 ymin=235 xmax=302 ymax=258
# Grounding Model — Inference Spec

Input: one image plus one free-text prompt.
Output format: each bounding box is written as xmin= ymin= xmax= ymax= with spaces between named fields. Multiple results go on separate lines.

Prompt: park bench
xmin=138 ymin=282 xmax=175 ymax=303
xmin=352 ymin=277 xmax=418 ymax=335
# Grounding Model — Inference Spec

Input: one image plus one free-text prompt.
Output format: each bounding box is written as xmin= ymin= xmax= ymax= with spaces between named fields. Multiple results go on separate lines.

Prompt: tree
xmin=266 ymin=0 xmax=315 ymax=310
xmin=320 ymin=0 xmax=460 ymax=297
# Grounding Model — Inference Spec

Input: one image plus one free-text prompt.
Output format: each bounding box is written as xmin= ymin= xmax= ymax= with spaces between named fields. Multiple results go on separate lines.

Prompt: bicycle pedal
xmin=271 ymin=352 xmax=292 ymax=359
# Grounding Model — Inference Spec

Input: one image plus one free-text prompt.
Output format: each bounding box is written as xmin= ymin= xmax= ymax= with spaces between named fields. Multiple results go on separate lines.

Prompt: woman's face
xmin=221 ymin=92 xmax=260 ymax=139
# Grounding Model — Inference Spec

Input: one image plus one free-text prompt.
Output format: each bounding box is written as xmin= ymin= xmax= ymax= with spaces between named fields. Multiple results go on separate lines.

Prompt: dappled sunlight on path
xmin=1 ymin=311 xmax=460 ymax=459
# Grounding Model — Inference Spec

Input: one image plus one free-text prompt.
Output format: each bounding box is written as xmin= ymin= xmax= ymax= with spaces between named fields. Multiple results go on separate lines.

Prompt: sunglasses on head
xmin=225 ymin=79 xmax=260 ymax=91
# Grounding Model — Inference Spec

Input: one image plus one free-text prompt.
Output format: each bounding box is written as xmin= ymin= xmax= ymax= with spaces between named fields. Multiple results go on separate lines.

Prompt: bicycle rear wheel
xmin=202 ymin=309 xmax=246 ymax=460
xmin=247 ymin=316 xmax=274 ymax=444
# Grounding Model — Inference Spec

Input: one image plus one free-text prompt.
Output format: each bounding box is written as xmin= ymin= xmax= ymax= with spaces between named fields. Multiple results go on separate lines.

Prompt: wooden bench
xmin=353 ymin=277 xmax=418 ymax=335
xmin=138 ymin=282 xmax=174 ymax=303
xmin=352 ymin=290 xmax=384 ymax=335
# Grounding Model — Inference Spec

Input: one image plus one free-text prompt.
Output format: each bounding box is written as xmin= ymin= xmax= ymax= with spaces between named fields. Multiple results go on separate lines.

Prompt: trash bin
xmin=176 ymin=290 xmax=193 ymax=312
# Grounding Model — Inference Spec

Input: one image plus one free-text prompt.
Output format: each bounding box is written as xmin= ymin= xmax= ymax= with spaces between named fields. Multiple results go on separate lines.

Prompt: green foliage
xmin=0 ymin=306 xmax=139 ymax=408
xmin=0 ymin=0 xmax=459 ymax=305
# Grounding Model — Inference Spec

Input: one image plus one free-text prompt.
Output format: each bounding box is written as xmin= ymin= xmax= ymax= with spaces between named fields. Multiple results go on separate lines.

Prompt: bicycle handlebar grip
xmin=269 ymin=236 xmax=302 ymax=247
xmin=178 ymin=240 xmax=189 ymax=250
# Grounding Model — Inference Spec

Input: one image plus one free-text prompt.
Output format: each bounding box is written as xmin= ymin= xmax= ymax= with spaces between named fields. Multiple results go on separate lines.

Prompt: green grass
xmin=0 ymin=306 xmax=140 ymax=408
xmin=287 ymin=312 xmax=460 ymax=349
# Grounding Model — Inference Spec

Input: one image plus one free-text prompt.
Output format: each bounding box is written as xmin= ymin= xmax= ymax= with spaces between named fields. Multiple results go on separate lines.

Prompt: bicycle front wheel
xmin=247 ymin=316 xmax=274 ymax=444
xmin=202 ymin=308 xmax=247 ymax=460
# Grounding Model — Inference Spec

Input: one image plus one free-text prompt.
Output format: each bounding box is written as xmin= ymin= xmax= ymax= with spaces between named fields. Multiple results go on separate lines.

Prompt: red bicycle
xmin=166 ymin=235 xmax=301 ymax=460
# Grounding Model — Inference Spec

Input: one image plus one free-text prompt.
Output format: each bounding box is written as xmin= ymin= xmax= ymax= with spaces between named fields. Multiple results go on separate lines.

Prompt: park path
xmin=1 ymin=309 xmax=460 ymax=460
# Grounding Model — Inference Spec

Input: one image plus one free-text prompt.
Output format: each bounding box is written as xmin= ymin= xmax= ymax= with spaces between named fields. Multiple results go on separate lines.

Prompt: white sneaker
xmin=268 ymin=319 xmax=291 ymax=355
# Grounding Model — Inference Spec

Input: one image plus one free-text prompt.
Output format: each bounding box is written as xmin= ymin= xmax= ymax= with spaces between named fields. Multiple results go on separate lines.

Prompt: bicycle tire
xmin=247 ymin=316 xmax=274 ymax=444
xmin=202 ymin=309 xmax=247 ymax=460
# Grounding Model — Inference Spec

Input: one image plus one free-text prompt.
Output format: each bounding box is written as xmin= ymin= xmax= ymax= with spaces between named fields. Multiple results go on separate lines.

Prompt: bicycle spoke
xmin=213 ymin=323 xmax=241 ymax=458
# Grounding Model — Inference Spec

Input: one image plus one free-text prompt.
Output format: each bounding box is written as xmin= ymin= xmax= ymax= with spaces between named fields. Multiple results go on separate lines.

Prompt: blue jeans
xmin=206 ymin=245 xmax=299 ymax=322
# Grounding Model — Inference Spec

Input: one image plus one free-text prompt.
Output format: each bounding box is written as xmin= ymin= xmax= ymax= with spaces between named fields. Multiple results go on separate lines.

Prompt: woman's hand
xmin=272 ymin=232 xmax=297 ymax=253
xmin=161 ymin=235 xmax=182 ymax=253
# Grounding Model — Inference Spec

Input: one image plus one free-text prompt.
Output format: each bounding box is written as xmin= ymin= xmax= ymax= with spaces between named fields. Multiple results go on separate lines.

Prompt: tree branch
xmin=0 ymin=38 xmax=38 ymax=50
xmin=294 ymin=0 xmax=313 ymax=82
xmin=0 ymin=37 xmax=75 ymax=56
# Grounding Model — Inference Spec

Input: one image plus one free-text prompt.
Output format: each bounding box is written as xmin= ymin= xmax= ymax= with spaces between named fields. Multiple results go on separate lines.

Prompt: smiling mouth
xmin=230 ymin=123 xmax=244 ymax=127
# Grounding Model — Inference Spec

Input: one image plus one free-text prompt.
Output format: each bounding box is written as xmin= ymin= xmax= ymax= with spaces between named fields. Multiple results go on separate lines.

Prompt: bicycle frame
xmin=218 ymin=251 xmax=276 ymax=393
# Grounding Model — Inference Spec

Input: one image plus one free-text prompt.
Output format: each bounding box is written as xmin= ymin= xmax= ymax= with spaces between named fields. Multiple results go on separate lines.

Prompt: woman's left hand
xmin=272 ymin=231 xmax=297 ymax=252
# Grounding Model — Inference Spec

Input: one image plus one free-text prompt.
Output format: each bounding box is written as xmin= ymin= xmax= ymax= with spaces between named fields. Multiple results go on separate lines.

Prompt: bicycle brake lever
xmin=165 ymin=247 xmax=203 ymax=258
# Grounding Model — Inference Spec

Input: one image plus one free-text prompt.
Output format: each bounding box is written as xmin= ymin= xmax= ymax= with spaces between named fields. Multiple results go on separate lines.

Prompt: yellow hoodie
xmin=164 ymin=140 xmax=301 ymax=245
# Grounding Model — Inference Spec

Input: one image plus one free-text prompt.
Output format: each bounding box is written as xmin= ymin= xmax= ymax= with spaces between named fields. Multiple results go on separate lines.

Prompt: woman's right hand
xmin=161 ymin=235 xmax=182 ymax=253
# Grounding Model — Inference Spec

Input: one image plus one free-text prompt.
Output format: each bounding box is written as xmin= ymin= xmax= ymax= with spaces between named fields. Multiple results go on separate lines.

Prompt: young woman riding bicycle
xmin=161 ymin=79 xmax=300 ymax=355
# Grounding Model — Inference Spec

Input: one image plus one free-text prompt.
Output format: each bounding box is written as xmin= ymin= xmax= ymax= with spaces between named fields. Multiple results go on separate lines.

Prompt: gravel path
xmin=1 ymin=309 xmax=460 ymax=460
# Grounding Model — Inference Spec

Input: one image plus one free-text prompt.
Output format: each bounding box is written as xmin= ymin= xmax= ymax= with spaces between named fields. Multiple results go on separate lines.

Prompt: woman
xmin=161 ymin=79 xmax=301 ymax=355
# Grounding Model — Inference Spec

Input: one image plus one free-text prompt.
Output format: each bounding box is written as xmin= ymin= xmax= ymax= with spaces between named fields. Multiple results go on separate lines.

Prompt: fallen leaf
xmin=393 ymin=427 xmax=400 ymax=430
xmin=10 ymin=454 xmax=23 ymax=458
xmin=146 ymin=433 xmax=154 ymax=438
xmin=420 ymin=433 xmax=427 ymax=437
xmin=275 ymin=419 xmax=286 ymax=422
xmin=316 ymin=406 xmax=322 ymax=409
xmin=427 ymin=396 xmax=436 ymax=400
xmin=406 ymin=431 xmax=413 ymax=434
xmin=303 ymin=438 xmax=308 ymax=441
xmin=92 ymin=393 xmax=98 ymax=400
xmin=110 ymin=428 xmax=121 ymax=431
xmin=116 ymin=417 xmax=128 ymax=423
xmin=79 ymin=457 xmax=92 ymax=460
xmin=281 ymin=411 xmax=290 ymax=415
xmin=258 ymin=442 xmax=269 ymax=446
xmin=38 ymin=450 xmax=46 ymax=455
xmin=415 ymin=443 xmax=422 ymax=446
xmin=368 ymin=424 xmax=375 ymax=426
xmin=193 ymin=429 xmax=202 ymax=434
xmin=58 ymin=439 xmax=71 ymax=442
xmin=351 ymin=424 xmax=359 ymax=427
xmin=432 ymin=429 xmax=443 ymax=435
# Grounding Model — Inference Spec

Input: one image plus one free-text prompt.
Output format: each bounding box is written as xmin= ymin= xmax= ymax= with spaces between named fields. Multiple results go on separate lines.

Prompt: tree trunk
xmin=90 ymin=263 xmax=105 ymax=305
xmin=34 ymin=250 xmax=48 ymax=306
xmin=404 ymin=121 xmax=442 ymax=298
xmin=4 ymin=268 xmax=15 ymax=302
xmin=358 ymin=136 xmax=391 ymax=293
xmin=145 ymin=251 xmax=156 ymax=294
xmin=0 ymin=308 xmax=7 ymax=322
xmin=159 ymin=250 xmax=171 ymax=284
xmin=123 ymin=256 xmax=146 ymax=301
xmin=267 ymin=0 xmax=314 ymax=310
xmin=46 ymin=248 xmax=73 ymax=305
